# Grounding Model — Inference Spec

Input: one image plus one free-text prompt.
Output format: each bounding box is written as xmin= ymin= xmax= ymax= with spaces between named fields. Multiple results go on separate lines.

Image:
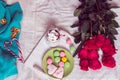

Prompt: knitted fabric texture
xmin=0 ymin=0 xmax=23 ymax=80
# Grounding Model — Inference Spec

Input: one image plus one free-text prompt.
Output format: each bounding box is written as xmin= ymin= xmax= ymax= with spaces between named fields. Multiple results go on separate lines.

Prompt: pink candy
xmin=47 ymin=58 xmax=53 ymax=65
xmin=60 ymin=51 xmax=66 ymax=57
xmin=66 ymin=38 xmax=72 ymax=45
xmin=59 ymin=62 xmax=64 ymax=67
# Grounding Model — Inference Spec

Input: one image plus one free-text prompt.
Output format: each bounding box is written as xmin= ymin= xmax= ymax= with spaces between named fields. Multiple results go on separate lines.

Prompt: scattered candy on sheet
xmin=66 ymin=38 xmax=72 ymax=45
xmin=70 ymin=45 xmax=76 ymax=53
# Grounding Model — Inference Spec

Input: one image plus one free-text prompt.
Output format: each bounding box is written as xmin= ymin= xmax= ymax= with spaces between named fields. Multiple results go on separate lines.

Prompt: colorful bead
xmin=62 ymin=57 xmax=67 ymax=62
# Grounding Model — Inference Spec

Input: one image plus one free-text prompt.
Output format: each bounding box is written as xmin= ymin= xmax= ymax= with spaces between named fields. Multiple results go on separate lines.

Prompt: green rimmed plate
xmin=42 ymin=47 xmax=74 ymax=78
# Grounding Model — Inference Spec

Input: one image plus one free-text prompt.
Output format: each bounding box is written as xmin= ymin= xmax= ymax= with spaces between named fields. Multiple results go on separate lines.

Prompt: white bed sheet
xmin=4 ymin=0 xmax=120 ymax=80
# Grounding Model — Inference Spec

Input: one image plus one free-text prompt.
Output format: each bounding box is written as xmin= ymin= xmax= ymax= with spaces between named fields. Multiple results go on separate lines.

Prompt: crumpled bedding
xmin=4 ymin=0 xmax=120 ymax=80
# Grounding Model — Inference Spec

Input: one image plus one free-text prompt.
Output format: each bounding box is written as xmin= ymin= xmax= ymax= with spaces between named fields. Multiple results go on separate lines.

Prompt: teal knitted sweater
xmin=0 ymin=0 xmax=23 ymax=80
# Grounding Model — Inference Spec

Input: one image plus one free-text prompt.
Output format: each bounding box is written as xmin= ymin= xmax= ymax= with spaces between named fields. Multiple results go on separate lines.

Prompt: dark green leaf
xmin=100 ymin=0 xmax=107 ymax=2
xmin=111 ymin=11 xmax=118 ymax=17
xmin=71 ymin=21 xmax=80 ymax=28
xmin=79 ymin=14 xmax=89 ymax=20
xmin=73 ymin=41 xmax=84 ymax=57
xmin=110 ymin=6 xmax=120 ymax=8
xmin=81 ymin=32 xmax=86 ymax=41
xmin=92 ymin=21 xmax=99 ymax=31
xmin=104 ymin=10 xmax=117 ymax=19
xmin=100 ymin=25 xmax=105 ymax=33
xmin=108 ymin=20 xmax=120 ymax=28
xmin=86 ymin=0 xmax=96 ymax=6
xmin=108 ymin=34 xmax=117 ymax=40
xmin=74 ymin=9 xmax=82 ymax=17
xmin=73 ymin=32 xmax=81 ymax=37
xmin=89 ymin=13 xmax=96 ymax=21
xmin=112 ymin=20 xmax=120 ymax=28
xmin=80 ymin=20 xmax=90 ymax=33
xmin=108 ymin=27 xmax=118 ymax=35
xmin=74 ymin=35 xmax=81 ymax=43
xmin=101 ymin=3 xmax=110 ymax=10
xmin=108 ymin=23 xmax=114 ymax=27
xmin=85 ymin=33 xmax=90 ymax=40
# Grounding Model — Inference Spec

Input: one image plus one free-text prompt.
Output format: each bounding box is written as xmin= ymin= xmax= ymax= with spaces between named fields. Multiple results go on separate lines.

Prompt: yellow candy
xmin=0 ymin=18 xmax=7 ymax=25
xmin=11 ymin=28 xmax=20 ymax=38
xmin=62 ymin=57 xmax=67 ymax=62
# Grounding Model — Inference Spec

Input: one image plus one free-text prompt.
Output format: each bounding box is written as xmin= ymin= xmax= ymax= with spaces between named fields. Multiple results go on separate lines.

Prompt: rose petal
xmin=88 ymin=50 xmax=99 ymax=59
xmin=103 ymin=50 xmax=116 ymax=56
xmin=94 ymin=34 xmax=105 ymax=47
xmin=89 ymin=59 xmax=102 ymax=70
xmin=102 ymin=56 xmax=116 ymax=68
xmin=78 ymin=48 xmax=88 ymax=59
xmin=79 ymin=59 xmax=89 ymax=71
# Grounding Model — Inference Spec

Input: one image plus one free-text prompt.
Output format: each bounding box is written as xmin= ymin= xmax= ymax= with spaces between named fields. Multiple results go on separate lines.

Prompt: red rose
xmin=102 ymin=56 xmax=116 ymax=68
xmin=94 ymin=34 xmax=105 ymax=47
xmin=104 ymin=38 xmax=111 ymax=44
xmin=84 ymin=39 xmax=98 ymax=50
xmin=102 ymin=44 xmax=116 ymax=56
xmin=103 ymin=49 xmax=116 ymax=56
xmin=89 ymin=59 xmax=102 ymax=70
xmin=88 ymin=50 xmax=99 ymax=59
xmin=78 ymin=48 xmax=88 ymax=59
xmin=79 ymin=59 xmax=89 ymax=71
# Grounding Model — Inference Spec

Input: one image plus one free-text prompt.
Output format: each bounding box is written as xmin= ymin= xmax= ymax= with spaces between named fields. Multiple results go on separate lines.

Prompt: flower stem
xmin=90 ymin=21 xmax=93 ymax=38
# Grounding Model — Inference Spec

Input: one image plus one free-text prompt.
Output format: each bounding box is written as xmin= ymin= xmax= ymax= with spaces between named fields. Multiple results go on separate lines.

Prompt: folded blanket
xmin=0 ymin=0 xmax=22 ymax=80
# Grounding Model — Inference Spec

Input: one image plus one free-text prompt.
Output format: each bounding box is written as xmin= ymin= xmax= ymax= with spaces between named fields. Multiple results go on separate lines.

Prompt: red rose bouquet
xmin=78 ymin=34 xmax=117 ymax=71
xmin=71 ymin=0 xmax=119 ymax=71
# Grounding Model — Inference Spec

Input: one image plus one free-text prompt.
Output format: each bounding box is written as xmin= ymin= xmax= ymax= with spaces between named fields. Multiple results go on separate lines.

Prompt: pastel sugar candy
xmin=62 ymin=57 xmax=67 ymax=62
xmin=70 ymin=45 xmax=76 ymax=53
xmin=64 ymin=62 xmax=70 ymax=68
xmin=53 ymin=50 xmax=60 ymax=57
xmin=66 ymin=38 xmax=72 ymax=45
xmin=54 ymin=57 xmax=60 ymax=63
xmin=47 ymin=64 xmax=57 ymax=75
xmin=47 ymin=58 xmax=53 ymax=65
xmin=59 ymin=61 xmax=64 ymax=67
xmin=53 ymin=67 xmax=64 ymax=79
xmin=60 ymin=51 xmax=66 ymax=57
